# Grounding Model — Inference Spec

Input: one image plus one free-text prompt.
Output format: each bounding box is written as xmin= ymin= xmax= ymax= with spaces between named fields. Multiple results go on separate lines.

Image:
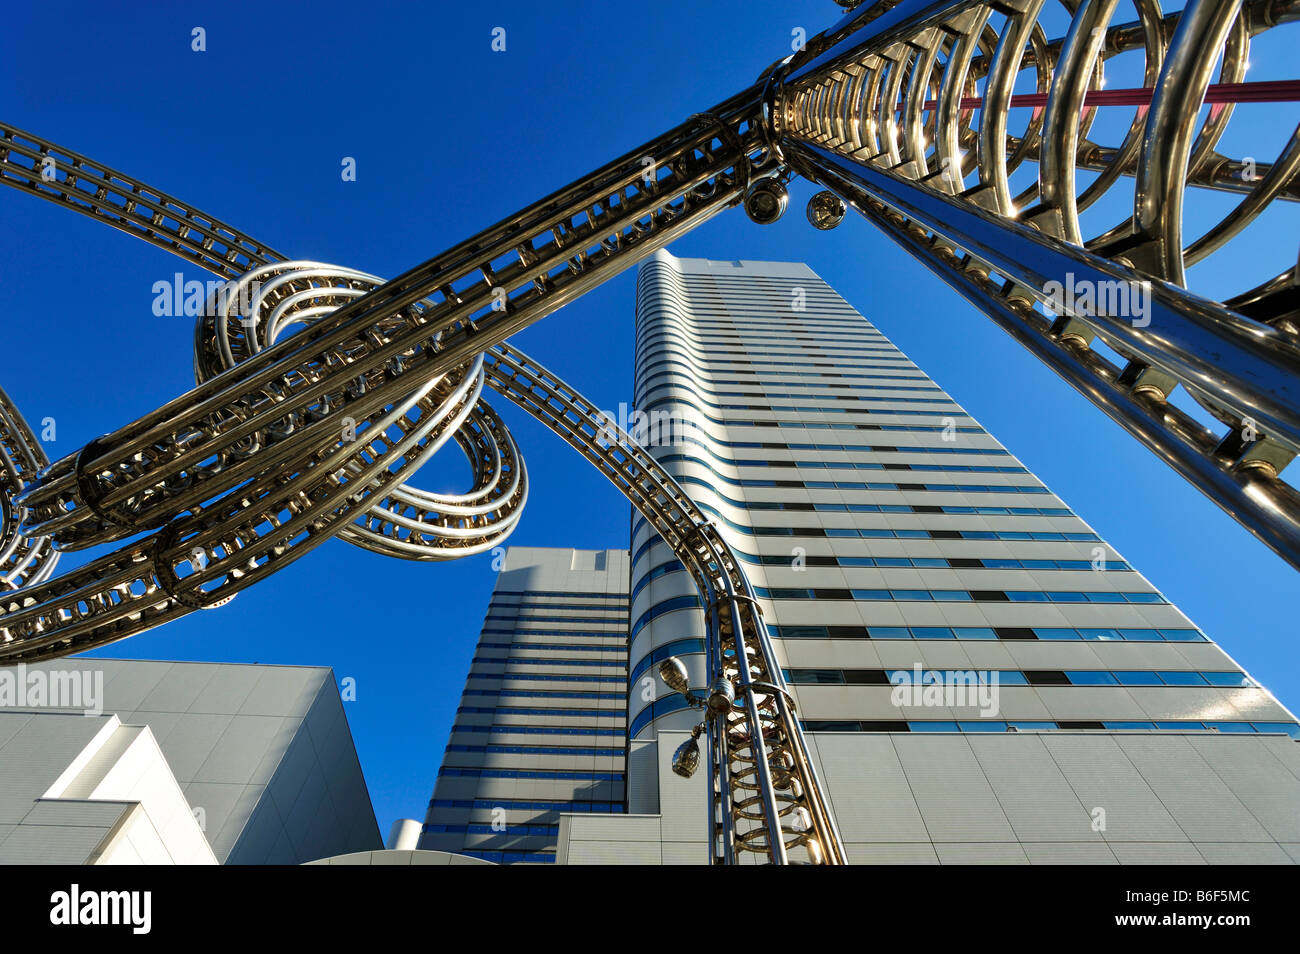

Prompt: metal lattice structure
xmin=0 ymin=0 xmax=1296 ymax=864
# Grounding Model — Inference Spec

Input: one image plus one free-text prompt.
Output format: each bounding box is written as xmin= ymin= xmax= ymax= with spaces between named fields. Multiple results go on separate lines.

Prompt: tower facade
xmin=419 ymin=547 xmax=629 ymax=864
xmin=559 ymin=249 xmax=1300 ymax=864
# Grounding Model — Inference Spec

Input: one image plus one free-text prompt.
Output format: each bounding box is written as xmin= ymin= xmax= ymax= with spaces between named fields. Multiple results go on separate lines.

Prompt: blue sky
xmin=2 ymin=0 xmax=1296 ymax=838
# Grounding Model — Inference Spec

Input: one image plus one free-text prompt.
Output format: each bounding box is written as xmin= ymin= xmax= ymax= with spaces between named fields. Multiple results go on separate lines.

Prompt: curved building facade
xmin=593 ymin=249 xmax=1300 ymax=864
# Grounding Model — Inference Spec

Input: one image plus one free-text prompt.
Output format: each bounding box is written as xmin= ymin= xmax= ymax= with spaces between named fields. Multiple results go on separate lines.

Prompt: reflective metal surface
xmin=0 ymin=113 xmax=840 ymax=865
xmin=767 ymin=0 xmax=1300 ymax=569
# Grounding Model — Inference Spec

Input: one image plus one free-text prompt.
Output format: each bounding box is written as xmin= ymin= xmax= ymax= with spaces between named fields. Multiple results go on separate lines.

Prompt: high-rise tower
xmin=560 ymin=249 xmax=1300 ymax=864
xmin=419 ymin=547 xmax=629 ymax=864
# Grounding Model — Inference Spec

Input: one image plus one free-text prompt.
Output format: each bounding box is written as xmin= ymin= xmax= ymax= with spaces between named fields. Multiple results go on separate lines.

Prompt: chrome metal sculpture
xmin=0 ymin=0 xmax=1295 ymax=864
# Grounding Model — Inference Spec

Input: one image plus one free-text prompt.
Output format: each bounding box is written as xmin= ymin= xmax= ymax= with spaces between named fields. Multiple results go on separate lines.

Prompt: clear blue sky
xmin=3 ymin=1 xmax=1296 ymax=838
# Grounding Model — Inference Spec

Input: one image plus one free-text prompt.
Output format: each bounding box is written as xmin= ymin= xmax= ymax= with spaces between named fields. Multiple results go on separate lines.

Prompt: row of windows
xmin=636 ymin=324 xmax=903 ymax=355
xmin=626 ymin=625 xmax=1211 ymax=688
xmin=635 ymin=356 xmax=925 ymax=391
xmin=725 ymin=417 xmax=977 ymax=430
xmin=653 ymin=437 xmax=1024 ymax=476
xmin=630 ymin=504 xmax=1078 ymax=565
xmin=476 ymin=641 xmax=627 ymax=655
xmin=638 ymin=339 xmax=912 ymax=368
xmin=631 ymin=556 xmax=1132 ymax=606
xmin=647 ymin=455 xmax=1050 ymax=496
xmin=643 ymin=320 xmax=878 ymax=345
xmin=634 ymin=507 xmax=1097 ymax=548
xmin=481 ymin=628 xmax=629 ymax=641
xmin=756 ymin=584 xmax=1152 ymax=602
xmin=662 ymin=475 xmax=1072 ymax=524
xmin=457 ymin=705 xmax=624 ymax=719
xmin=490 ymin=590 xmax=627 ymax=599
xmin=469 ymin=672 xmax=624 ymax=684
xmin=680 ymin=437 xmax=1010 ymax=457
xmin=460 ymin=850 xmax=556 ymax=865
xmin=765 ymin=624 xmax=1206 ymax=642
xmin=631 ymin=554 xmax=1134 ymax=604
xmin=629 ymin=693 xmax=1297 ymax=738
xmin=796 ymin=720 xmax=1300 ymax=737
xmin=462 ymin=689 xmax=625 ymax=700
xmin=437 ymin=766 xmax=623 ymax=781
xmin=781 ymin=668 xmax=1255 ymax=687
xmin=451 ymin=724 xmax=625 ymax=737
xmin=487 ymin=600 xmax=625 ymax=612
xmin=636 ymin=344 xmax=910 ymax=370
xmin=423 ymin=823 xmax=559 ymax=836
xmin=631 ymin=588 xmax=1168 ymax=640
xmin=486 ymin=621 xmax=631 ymax=629
xmin=737 ymin=459 xmax=1026 ymax=475
xmin=473 ymin=656 xmax=626 ymax=669
xmin=647 ymin=396 xmax=958 ymax=421
xmin=639 ymin=362 xmax=929 ymax=390
xmin=648 ymin=434 xmax=1019 ymax=479
xmin=645 ymin=380 xmax=943 ymax=402
xmin=444 ymin=743 xmax=623 ymax=757
xmin=429 ymin=798 xmax=625 ymax=813
xmin=636 ymin=364 xmax=926 ymax=398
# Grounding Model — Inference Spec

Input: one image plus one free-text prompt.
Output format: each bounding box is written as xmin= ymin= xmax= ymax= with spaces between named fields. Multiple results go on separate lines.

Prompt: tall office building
xmin=419 ymin=547 xmax=629 ymax=864
xmin=422 ymin=250 xmax=1300 ymax=864
xmin=559 ymin=249 xmax=1300 ymax=864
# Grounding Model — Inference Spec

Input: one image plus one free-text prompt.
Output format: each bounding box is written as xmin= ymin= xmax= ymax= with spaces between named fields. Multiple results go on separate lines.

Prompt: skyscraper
xmin=591 ymin=250 xmax=1300 ymax=864
xmin=419 ymin=547 xmax=629 ymax=864
xmin=430 ymin=250 xmax=1300 ymax=865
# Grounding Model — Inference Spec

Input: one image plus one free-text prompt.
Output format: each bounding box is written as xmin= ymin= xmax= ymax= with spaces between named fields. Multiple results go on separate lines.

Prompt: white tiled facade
xmin=592 ymin=250 xmax=1300 ymax=864
xmin=428 ymin=250 xmax=1300 ymax=864
xmin=419 ymin=547 xmax=629 ymax=864
xmin=0 ymin=659 xmax=380 ymax=864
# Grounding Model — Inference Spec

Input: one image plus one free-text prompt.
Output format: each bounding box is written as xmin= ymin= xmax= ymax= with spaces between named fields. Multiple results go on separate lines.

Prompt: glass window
xmin=1046 ymin=591 xmax=1088 ymax=602
xmin=1253 ymin=722 xmax=1300 ymax=739
xmin=1078 ymin=628 xmax=1122 ymax=641
xmin=958 ymin=721 xmax=1006 ymax=732
xmin=892 ymin=589 xmax=932 ymax=601
xmin=908 ymin=721 xmax=960 ymax=732
xmin=867 ymin=627 xmax=910 ymax=639
xmin=1006 ymin=591 xmax=1049 ymax=602
xmin=912 ymin=627 xmax=954 ymax=639
xmin=953 ymin=627 xmax=997 ymax=640
xmin=1157 ymin=671 xmax=1208 ymax=686
xmin=1202 ymin=672 xmax=1252 ymax=688
xmin=851 ymin=589 xmax=891 ymax=600
xmin=1206 ymin=722 xmax=1256 ymax=733
xmin=931 ymin=590 xmax=972 ymax=601
xmin=790 ymin=669 xmax=845 ymax=684
xmin=1036 ymin=628 xmax=1080 ymax=640
xmin=1160 ymin=628 xmax=1205 ymax=641
xmin=1113 ymin=671 xmax=1161 ymax=686
xmin=1085 ymin=592 xmax=1127 ymax=603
